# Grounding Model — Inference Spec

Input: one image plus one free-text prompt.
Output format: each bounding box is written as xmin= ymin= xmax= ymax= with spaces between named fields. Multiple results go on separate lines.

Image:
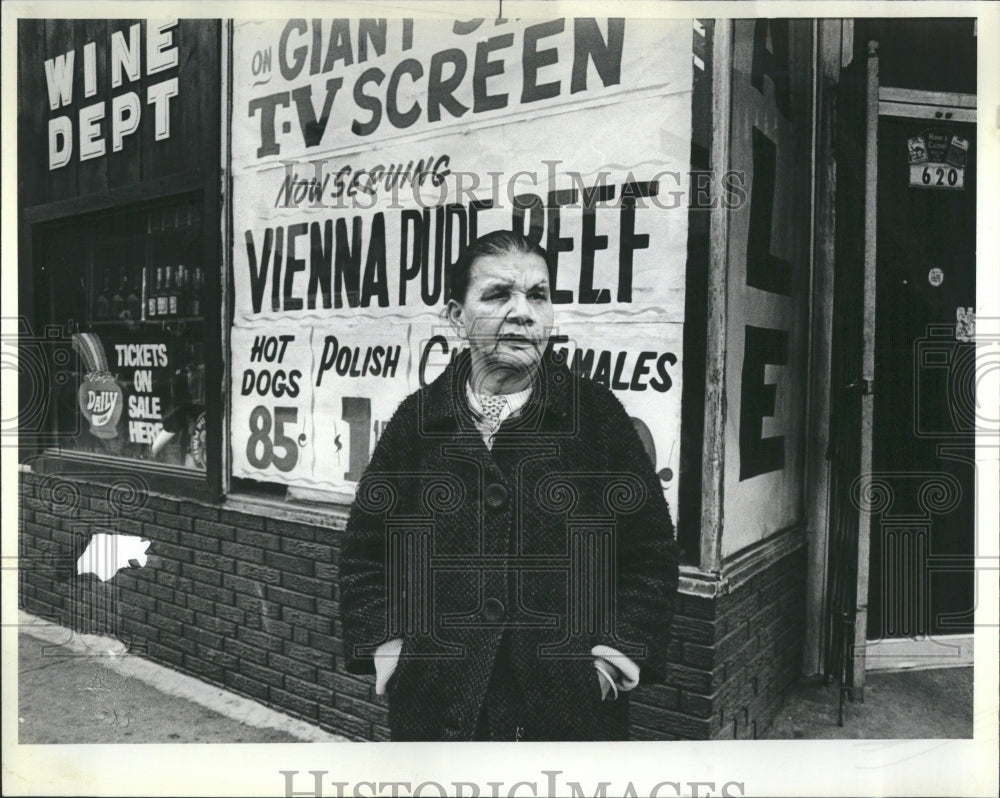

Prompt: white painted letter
xmin=112 ymin=92 xmax=141 ymax=151
xmin=83 ymin=41 xmax=97 ymax=97
xmin=147 ymin=77 xmax=178 ymax=140
xmin=44 ymin=51 xmax=75 ymax=110
xmin=79 ymin=101 xmax=106 ymax=161
xmin=111 ymin=23 xmax=141 ymax=88
xmin=146 ymin=19 xmax=179 ymax=74
xmin=48 ymin=116 xmax=73 ymax=169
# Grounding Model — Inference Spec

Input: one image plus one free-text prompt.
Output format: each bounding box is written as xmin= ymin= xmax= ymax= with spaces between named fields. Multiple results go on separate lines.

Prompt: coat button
xmin=483 ymin=597 xmax=505 ymax=622
xmin=484 ymin=483 xmax=508 ymax=509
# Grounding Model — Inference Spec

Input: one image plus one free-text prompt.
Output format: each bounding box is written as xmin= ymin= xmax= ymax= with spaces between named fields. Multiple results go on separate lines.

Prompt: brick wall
xmin=18 ymin=470 xmax=390 ymax=741
xmin=626 ymin=546 xmax=807 ymax=740
xmin=18 ymin=469 xmax=806 ymax=741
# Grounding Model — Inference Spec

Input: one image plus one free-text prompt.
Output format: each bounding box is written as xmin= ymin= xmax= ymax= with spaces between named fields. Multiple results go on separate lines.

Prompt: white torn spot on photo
xmin=76 ymin=533 xmax=152 ymax=582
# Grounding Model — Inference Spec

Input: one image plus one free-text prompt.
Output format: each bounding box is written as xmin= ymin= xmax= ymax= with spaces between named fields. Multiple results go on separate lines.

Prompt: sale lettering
xmin=735 ymin=24 xmax=797 ymax=482
xmin=45 ymin=20 xmax=180 ymax=169
xmin=116 ymin=342 xmax=166 ymax=444
xmin=250 ymin=18 xmax=624 ymax=157
xmin=128 ymin=394 xmax=162 ymax=419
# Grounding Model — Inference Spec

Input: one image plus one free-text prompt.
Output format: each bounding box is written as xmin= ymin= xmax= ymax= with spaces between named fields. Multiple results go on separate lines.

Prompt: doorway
xmin=865 ymin=101 xmax=977 ymax=665
xmin=820 ymin=23 xmax=978 ymax=718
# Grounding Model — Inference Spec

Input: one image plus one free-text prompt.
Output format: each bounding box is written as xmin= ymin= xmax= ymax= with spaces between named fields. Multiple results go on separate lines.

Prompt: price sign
xmin=230 ymin=326 xmax=314 ymax=482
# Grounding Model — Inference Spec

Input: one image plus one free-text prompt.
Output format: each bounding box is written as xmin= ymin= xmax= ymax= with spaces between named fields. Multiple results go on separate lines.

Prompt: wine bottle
xmin=146 ymin=265 xmax=156 ymax=319
xmin=167 ymin=264 xmax=179 ymax=317
xmin=95 ymin=269 xmax=110 ymax=320
xmin=156 ymin=266 xmax=168 ymax=317
xmin=175 ymin=264 xmax=187 ymax=317
xmin=162 ymin=265 xmax=174 ymax=317
xmin=190 ymin=267 xmax=202 ymax=316
xmin=110 ymin=268 xmax=125 ymax=320
xmin=126 ymin=266 xmax=141 ymax=321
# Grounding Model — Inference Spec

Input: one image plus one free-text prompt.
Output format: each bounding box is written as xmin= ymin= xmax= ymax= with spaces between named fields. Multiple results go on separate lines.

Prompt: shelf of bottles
xmin=71 ymin=199 xmax=208 ymax=470
xmin=90 ymin=202 xmax=205 ymax=328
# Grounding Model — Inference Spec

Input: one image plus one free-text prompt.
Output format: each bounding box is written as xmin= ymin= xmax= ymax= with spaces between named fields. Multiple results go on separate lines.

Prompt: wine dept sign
xmin=44 ymin=20 xmax=180 ymax=169
xmin=230 ymin=17 xmax=693 ymax=506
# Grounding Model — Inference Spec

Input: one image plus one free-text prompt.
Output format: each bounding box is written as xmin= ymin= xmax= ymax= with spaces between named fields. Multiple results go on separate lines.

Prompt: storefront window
xmin=41 ymin=196 xmax=207 ymax=470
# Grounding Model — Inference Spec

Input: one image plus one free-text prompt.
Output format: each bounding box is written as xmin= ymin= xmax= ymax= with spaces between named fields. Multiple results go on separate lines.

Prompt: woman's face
xmin=447 ymin=251 xmax=554 ymax=388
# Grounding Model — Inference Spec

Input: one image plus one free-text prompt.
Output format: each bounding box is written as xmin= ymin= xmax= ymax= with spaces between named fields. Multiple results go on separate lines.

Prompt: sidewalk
xmin=765 ymin=666 xmax=975 ymax=739
xmin=17 ymin=609 xmax=976 ymax=744
xmin=16 ymin=611 xmax=344 ymax=744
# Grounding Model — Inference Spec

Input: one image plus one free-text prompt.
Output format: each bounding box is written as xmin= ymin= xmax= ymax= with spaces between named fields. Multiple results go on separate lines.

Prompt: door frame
xmin=851 ymin=43 xmax=880 ymax=693
xmin=805 ymin=53 xmax=979 ymax=685
xmin=811 ymin=39 xmax=880 ymax=709
xmin=861 ymin=88 xmax=977 ymax=672
xmin=878 ymin=87 xmax=976 ymax=122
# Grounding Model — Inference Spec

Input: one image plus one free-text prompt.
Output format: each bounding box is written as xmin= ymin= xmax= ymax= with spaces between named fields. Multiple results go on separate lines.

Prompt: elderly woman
xmin=341 ymin=230 xmax=678 ymax=741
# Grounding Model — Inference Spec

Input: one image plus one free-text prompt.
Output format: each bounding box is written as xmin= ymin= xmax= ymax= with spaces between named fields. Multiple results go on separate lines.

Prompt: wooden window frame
xmin=20 ymin=173 xmax=224 ymax=502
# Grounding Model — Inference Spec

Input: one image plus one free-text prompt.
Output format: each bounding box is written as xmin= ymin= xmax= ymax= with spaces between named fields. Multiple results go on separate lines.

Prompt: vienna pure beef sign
xmin=230 ymin=17 xmax=693 ymax=506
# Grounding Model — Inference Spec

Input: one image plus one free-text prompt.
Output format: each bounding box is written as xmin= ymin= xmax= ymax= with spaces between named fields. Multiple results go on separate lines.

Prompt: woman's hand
xmin=374 ymin=638 xmax=404 ymax=695
xmin=591 ymin=644 xmax=641 ymax=701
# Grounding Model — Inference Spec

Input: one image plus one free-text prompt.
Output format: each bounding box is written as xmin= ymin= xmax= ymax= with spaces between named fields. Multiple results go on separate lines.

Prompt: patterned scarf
xmin=477 ymin=394 xmax=509 ymax=427
xmin=466 ymin=384 xmax=532 ymax=449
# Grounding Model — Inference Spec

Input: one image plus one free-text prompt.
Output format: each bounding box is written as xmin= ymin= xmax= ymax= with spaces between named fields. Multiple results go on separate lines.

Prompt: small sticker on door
xmin=956 ymin=307 xmax=975 ymax=342
xmin=908 ymin=135 xmax=928 ymax=164
xmin=928 ymin=268 xmax=944 ymax=287
xmin=926 ymin=131 xmax=951 ymax=161
xmin=946 ymin=136 xmax=970 ymax=168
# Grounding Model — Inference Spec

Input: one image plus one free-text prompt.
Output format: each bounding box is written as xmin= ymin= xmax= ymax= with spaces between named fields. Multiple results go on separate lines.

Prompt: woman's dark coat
xmin=340 ymin=348 xmax=679 ymax=740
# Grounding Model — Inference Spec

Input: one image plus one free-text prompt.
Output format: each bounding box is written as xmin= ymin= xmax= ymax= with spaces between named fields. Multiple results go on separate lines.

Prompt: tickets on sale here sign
xmin=230 ymin=17 xmax=694 ymax=508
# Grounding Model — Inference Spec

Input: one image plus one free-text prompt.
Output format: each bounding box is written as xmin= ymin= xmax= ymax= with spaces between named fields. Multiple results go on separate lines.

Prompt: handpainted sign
xmin=722 ymin=19 xmax=814 ymax=556
xmin=43 ymin=20 xmax=181 ymax=169
xmin=230 ymin=17 xmax=694 ymax=509
xmin=19 ymin=19 xmax=220 ymax=208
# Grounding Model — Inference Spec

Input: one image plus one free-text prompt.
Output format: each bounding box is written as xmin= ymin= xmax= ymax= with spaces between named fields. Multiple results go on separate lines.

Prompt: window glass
xmin=43 ymin=197 xmax=207 ymax=470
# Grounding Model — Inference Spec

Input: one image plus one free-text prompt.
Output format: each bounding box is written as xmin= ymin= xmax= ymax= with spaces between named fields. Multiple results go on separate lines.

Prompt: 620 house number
xmin=919 ymin=165 xmax=961 ymax=187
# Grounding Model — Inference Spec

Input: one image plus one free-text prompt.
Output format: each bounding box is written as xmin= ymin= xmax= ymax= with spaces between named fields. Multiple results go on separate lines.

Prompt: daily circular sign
xmin=73 ymin=332 xmax=124 ymax=439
